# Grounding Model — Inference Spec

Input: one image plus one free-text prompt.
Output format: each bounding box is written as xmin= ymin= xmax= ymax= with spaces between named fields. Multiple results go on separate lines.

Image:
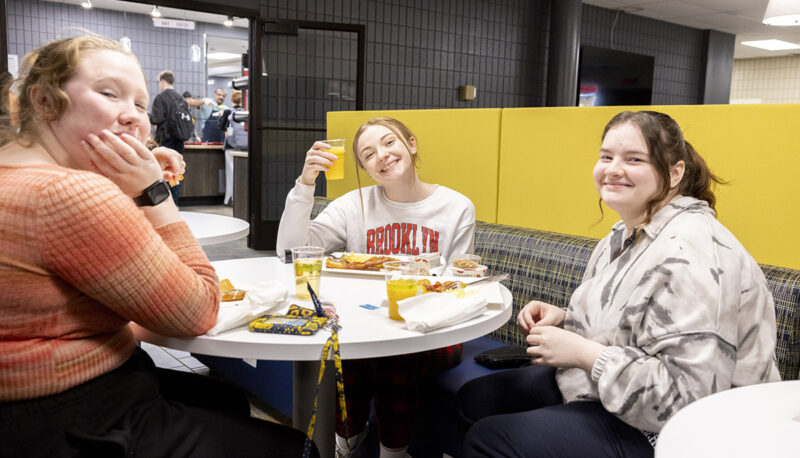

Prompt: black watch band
xmin=133 ymin=180 xmax=172 ymax=207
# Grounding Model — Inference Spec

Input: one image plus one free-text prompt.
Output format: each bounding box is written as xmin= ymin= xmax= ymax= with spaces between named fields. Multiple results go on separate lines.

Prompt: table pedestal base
xmin=293 ymin=360 xmax=336 ymax=458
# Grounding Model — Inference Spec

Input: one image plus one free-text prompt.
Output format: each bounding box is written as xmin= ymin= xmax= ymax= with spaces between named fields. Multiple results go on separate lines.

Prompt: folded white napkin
xmin=206 ymin=280 xmax=288 ymax=336
xmin=398 ymin=288 xmax=489 ymax=333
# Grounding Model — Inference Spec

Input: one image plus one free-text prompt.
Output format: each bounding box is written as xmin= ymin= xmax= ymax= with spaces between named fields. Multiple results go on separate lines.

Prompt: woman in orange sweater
xmin=0 ymin=36 xmax=314 ymax=457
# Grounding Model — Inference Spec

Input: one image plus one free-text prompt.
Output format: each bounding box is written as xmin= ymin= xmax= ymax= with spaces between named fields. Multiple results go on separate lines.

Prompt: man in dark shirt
xmin=149 ymin=70 xmax=189 ymax=205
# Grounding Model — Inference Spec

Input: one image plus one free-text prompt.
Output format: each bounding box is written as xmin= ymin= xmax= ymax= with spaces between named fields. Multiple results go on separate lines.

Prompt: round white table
xmin=655 ymin=381 xmax=800 ymax=457
xmin=133 ymin=257 xmax=512 ymax=457
xmin=179 ymin=211 xmax=249 ymax=246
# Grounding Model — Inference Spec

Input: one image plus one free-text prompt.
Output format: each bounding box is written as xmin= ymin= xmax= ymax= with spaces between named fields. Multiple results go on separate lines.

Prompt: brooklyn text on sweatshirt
xmin=366 ymin=223 xmax=439 ymax=255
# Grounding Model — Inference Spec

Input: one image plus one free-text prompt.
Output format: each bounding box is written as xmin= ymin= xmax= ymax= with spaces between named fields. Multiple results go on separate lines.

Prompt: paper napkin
xmin=206 ymin=280 xmax=288 ymax=336
xmin=398 ymin=289 xmax=489 ymax=333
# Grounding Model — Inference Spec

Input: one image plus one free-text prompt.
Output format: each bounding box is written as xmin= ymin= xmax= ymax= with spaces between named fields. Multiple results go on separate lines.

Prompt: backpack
xmin=164 ymin=90 xmax=194 ymax=142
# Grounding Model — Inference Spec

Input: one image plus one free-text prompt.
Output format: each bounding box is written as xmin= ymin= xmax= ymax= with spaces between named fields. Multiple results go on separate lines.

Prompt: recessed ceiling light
xmin=741 ymin=39 xmax=800 ymax=51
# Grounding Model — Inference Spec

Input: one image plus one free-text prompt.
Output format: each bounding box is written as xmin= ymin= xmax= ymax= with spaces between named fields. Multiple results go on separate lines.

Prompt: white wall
xmin=730 ymin=55 xmax=800 ymax=104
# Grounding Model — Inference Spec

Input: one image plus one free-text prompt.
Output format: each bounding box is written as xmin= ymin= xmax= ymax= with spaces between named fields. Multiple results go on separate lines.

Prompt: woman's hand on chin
xmin=82 ymin=129 xmax=163 ymax=197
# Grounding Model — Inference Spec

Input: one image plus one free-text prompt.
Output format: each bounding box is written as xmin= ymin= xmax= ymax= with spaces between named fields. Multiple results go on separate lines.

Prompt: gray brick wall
xmin=581 ymin=5 xmax=706 ymax=105
xmin=262 ymin=0 xmax=551 ymax=109
xmin=6 ymin=0 xmax=208 ymax=107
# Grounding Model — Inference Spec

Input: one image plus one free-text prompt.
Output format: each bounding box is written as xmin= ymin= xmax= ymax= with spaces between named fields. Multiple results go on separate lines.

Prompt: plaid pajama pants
xmin=336 ymin=344 xmax=463 ymax=448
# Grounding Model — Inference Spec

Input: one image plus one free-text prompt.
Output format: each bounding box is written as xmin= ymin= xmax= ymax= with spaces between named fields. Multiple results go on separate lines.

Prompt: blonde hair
xmin=1 ymin=35 xmax=139 ymax=145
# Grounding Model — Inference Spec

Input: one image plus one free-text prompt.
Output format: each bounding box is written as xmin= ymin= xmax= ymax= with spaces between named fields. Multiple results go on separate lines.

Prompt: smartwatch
xmin=133 ymin=179 xmax=172 ymax=207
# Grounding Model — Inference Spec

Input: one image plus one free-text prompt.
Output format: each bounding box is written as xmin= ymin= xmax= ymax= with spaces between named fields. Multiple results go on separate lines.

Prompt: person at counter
xmin=200 ymin=87 xmax=227 ymax=143
xmin=456 ymin=110 xmax=779 ymax=457
xmin=277 ymin=117 xmax=476 ymax=457
xmin=220 ymin=90 xmax=247 ymax=206
xmin=0 ymin=35 xmax=315 ymax=458
xmin=183 ymin=90 xmax=204 ymax=142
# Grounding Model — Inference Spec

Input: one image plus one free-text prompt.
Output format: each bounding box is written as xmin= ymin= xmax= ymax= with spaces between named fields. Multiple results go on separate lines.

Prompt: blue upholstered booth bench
xmin=197 ymin=197 xmax=800 ymax=457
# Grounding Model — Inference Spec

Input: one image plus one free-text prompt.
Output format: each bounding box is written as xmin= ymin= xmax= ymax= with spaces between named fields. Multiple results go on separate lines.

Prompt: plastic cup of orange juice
xmin=323 ymin=139 xmax=346 ymax=180
xmin=384 ymin=261 xmax=425 ymax=321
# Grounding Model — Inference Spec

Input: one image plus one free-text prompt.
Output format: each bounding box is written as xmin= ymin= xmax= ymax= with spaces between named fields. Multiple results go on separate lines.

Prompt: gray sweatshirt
xmin=276 ymin=181 xmax=476 ymax=263
xmin=556 ymin=196 xmax=780 ymax=433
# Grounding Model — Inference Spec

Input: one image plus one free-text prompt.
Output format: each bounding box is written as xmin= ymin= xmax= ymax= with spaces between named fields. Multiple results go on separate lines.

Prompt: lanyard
xmin=303 ymin=284 xmax=349 ymax=458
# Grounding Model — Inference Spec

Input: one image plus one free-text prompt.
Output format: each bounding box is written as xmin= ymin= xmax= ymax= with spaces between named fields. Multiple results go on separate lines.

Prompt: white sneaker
xmin=335 ymin=424 xmax=368 ymax=458
xmin=379 ymin=443 xmax=410 ymax=458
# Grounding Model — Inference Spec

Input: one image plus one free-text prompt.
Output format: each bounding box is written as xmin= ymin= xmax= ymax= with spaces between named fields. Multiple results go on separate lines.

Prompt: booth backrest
xmin=473 ymin=219 xmax=800 ymax=382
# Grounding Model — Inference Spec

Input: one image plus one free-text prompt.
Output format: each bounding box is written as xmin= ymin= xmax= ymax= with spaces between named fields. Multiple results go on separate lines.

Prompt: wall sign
xmin=153 ymin=18 xmax=195 ymax=30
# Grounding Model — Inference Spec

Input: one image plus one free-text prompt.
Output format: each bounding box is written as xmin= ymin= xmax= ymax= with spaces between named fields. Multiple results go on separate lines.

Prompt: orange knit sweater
xmin=0 ymin=165 xmax=220 ymax=401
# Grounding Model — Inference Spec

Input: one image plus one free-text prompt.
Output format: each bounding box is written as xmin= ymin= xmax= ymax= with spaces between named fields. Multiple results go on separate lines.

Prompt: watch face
xmin=135 ymin=180 xmax=172 ymax=206
xmin=151 ymin=181 xmax=172 ymax=204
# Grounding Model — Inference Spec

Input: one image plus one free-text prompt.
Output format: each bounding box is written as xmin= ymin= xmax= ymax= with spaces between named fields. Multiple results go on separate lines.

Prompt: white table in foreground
xmin=655 ymin=381 xmax=800 ymax=457
xmin=132 ymin=257 xmax=512 ymax=457
xmin=179 ymin=211 xmax=249 ymax=246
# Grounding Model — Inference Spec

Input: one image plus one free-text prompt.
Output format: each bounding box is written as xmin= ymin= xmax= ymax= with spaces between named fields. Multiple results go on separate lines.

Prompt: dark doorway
xmin=249 ymin=20 xmax=365 ymax=250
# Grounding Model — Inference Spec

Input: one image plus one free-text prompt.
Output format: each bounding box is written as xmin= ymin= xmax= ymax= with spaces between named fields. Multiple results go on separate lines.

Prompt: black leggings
xmin=0 ymin=347 xmax=316 ymax=458
xmin=457 ymin=365 xmax=653 ymax=458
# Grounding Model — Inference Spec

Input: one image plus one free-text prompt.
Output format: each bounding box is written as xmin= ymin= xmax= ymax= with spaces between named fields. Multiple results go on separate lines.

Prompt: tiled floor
xmin=140 ymin=204 xmax=281 ymax=423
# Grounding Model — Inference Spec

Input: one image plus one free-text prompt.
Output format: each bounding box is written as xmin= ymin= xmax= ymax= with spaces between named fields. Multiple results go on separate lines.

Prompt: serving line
xmin=179 ymin=211 xmax=249 ymax=246
xmin=132 ymin=256 xmax=512 ymax=457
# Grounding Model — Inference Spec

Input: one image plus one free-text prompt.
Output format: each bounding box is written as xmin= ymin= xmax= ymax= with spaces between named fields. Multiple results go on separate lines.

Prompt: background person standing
xmin=220 ymin=90 xmax=247 ymax=206
xmin=149 ymin=70 xmax=193 ymax=205
xmin=201 ymin=87 xmax=228 ymax=143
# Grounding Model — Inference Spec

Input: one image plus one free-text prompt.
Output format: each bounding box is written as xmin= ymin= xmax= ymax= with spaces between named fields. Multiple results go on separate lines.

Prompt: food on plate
xmin=325 ymin=253 xmax=399 ymax=271
xmin=221 ymin=289 xmax=246 ymax=302
xmin=418 ymin=279 xmax=466 ymax=293
xmin=453 ymin=258 xmax=479 ymax=269
xmin=220 ymin=278 xmax=234 ymax=293
xmin=219 ymin=278 xmax=246 ymax=301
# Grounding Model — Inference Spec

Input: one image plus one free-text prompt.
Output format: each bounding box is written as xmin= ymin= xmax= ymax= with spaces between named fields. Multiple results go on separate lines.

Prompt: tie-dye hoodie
xmin=556 ymin=196 xmax=780 ymax=433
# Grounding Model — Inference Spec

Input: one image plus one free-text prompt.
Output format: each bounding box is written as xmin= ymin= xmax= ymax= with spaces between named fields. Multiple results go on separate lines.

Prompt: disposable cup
xmin=323 ymin=139 xmax=346 ymax=180
xmin=291 ymin=246 xmax=324 ymax=299
xmin=384 ymin=261 xmax=426 ymax=321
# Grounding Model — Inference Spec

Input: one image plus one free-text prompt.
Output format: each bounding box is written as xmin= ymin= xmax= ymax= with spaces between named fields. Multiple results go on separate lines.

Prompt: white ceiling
xmin=583 ymin=0 xmax=800 ymax=59
xmin=47 ymin=0 xmax=799 ymax=60
xmin=44 ymin=0 xmax=249 ymax=76
xmin=45 ymin=0 xmax=250 ymax=28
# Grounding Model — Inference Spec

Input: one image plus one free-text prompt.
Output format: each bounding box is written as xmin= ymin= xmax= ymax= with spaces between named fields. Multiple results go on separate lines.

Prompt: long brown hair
xmin=1 ymin=35 xmax=138 ymax=146
xmin=600 ymin=110 xmax=723 ymax=224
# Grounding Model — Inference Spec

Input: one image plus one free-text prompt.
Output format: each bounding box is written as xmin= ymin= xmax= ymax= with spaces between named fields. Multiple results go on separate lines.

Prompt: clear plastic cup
xmin=384 ymin=261 xmax=426 ymax=320
xmin=323 ymin=139 xmax=346 ymax=180
xmin=291 ymin=246 xmax=324 ymax=299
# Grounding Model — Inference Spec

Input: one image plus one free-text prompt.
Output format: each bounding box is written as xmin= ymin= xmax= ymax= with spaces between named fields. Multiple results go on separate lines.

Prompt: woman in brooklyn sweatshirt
xmin=277 ymin=116 xmax=476 ymax=457
xmin=457 ymin=110 xmax=779 ymax=457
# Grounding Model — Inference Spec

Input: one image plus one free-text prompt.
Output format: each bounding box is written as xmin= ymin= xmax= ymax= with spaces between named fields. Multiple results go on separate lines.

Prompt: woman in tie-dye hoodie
xmin=457 ymin=111 xmax=779 ymax=458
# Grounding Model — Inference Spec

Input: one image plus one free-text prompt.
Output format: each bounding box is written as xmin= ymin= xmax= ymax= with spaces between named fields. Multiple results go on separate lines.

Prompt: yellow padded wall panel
xmin=499 ymin=105 xmax=800 ymax=269
xmin=326 ymin=109 xmax=502 ymax=223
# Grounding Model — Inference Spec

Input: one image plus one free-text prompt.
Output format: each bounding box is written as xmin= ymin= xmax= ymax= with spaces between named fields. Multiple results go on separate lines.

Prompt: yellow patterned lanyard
xmin=303 ymin=285 xmax=348 ymax=458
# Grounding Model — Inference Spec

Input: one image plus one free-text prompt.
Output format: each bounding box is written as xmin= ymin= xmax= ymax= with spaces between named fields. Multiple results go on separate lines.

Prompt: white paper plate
xmin=323 ymin=252 xmax=444 ymax=277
